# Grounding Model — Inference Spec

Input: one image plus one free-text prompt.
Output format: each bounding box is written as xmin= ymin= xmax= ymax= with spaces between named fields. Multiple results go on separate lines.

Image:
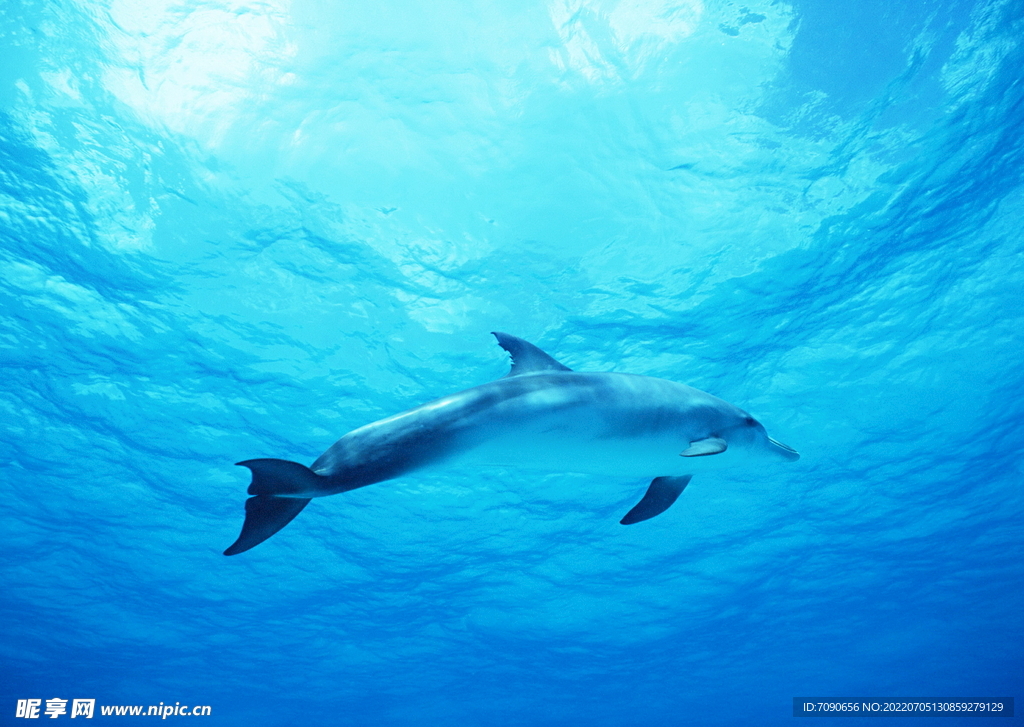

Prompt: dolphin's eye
xmin=744 ymin=417 xmax=757 ymax=426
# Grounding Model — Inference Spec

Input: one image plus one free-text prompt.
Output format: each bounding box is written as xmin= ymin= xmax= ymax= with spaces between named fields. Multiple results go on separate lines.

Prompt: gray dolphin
xmin=224 ymin=332 xmax=799 ymax=555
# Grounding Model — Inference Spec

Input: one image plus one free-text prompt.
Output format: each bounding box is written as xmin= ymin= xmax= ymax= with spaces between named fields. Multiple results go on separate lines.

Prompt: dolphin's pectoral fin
xmin=491 ymin=331 xmax=572 ymax=376
xmin=680 ymin=437 xmax=727 ymax=457
xmin=224 ymin=496 xmax=311 ymax=556
xmin=620 ymin=475 xmax=693 ymax=525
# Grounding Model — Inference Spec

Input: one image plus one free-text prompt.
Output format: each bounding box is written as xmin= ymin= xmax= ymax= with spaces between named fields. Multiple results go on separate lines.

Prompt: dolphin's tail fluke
xmin=237 ymin=458 xmax=327 ymax=497
xmin=223 ymin=459 xmax=327 ymax=556
xmin=223 ymin=495 xmax=310 ymax=555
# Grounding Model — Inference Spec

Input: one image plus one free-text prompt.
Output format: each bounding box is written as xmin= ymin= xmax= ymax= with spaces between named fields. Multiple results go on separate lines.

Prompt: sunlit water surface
xmin=2 ymin=0 xmax=1022 ymax=724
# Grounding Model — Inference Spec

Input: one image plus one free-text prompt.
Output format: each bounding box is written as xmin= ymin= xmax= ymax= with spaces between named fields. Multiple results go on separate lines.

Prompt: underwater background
xmin=2 ymin=0 xmax=1022 ymax=724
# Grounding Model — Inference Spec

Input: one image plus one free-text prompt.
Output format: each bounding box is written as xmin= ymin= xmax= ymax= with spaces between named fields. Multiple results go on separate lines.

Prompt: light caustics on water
xmin=1 ymin=0 xmax=1023 ymax=725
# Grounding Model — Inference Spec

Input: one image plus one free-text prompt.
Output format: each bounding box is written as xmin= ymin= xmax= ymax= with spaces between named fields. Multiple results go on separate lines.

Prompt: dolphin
xmin=224 ymin=332 xmax=799 ymax=555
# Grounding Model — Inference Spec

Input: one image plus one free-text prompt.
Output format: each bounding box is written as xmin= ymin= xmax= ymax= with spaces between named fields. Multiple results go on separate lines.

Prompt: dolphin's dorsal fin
xmin=492 ymin=332 xmax=572 ymax=377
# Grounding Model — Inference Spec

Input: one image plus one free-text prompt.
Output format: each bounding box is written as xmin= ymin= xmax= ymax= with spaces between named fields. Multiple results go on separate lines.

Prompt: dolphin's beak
xmin=768 ymin=437 xmax=800 ymax=461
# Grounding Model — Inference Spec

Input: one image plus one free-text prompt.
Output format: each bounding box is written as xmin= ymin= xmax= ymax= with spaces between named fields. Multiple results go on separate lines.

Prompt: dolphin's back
xmin=312 ymin=372 xmax=733 ymax=483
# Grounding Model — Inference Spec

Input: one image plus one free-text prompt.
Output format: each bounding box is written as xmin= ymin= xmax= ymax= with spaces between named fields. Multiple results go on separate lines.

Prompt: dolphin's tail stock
xmin=223 ymin=459 xmax=327 ymax=556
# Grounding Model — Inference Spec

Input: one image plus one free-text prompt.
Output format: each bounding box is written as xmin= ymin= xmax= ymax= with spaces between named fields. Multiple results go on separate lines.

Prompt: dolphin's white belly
xmin=436 ymin=391 xmax=744 ymax=477
xmin=456 ymin=429 xmax=695 ymax=476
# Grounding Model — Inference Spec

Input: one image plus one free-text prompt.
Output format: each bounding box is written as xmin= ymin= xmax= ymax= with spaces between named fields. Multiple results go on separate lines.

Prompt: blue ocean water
xmin=2 ymin=0 xmax=1022 ymax=724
